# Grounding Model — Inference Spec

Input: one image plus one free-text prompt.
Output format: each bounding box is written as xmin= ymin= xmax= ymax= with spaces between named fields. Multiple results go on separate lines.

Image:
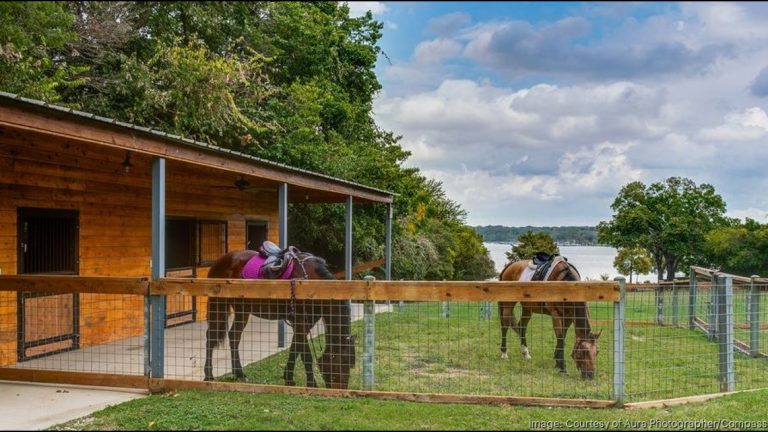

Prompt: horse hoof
xmin=203 ymin=377 xmax=213 ymax=382
xmin=524 ymin=354 xmax=532 ymax=360
xmin=558 ymin=369 xmax=567 ymax=374
xmin=501 ymin=352 xmax=509 ymax=360
xmin=284 ymin=380 xmax=295 ymax=387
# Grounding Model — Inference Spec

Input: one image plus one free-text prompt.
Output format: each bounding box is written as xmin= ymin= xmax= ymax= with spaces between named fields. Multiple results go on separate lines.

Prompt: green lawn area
xmin=51 ymin=388 xmax=768 ymax=431
xmin=219 ymin=300 xmax=768 ymax=402
xmin=49 ymin=297 xmax=768 ymax=431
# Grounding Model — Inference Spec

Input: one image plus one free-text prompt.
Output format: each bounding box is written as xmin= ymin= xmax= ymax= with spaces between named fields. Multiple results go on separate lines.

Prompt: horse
xmin=498 ymin=255 xmax=602 ymax=379
xmin=203 ymin=249 xmax=356 ymax=389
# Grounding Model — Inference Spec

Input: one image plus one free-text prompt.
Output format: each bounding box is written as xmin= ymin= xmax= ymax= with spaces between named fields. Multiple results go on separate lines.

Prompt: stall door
xmin=246 ymin=221 xmax=268 ymax=250
xmin=17 ymin=208 xmax=79 ymax=361
xmin=164 ymin=218 xmax=196 ymax=327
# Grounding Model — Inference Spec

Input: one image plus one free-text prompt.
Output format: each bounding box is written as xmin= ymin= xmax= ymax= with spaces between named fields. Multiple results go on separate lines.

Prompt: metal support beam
xmin=277 ymin=183 xmax=288 ymax=348
xmin=345 ymin=196 xmax=353 ymax=281
xmin=718 ymin=275 xmax=734 ymax=392
xmin=149 ymin=157 xmax=166 ymax=378
xmin=672 ymin=280 xmax=679 ymax=327
xmin=750 ymin=275 xmax=760 ymax=357
xmin=363 ymin=275 xmax=376 ymax=390
xmin=613 ymin=277 xmax=626 ymax=405
xmin=688 ymin=268 xmax=697 ymax=330
xmin=709 ymin=273 xmax=718 ymax=340
xmin=385 ymin=204 xmax=392 ymax=281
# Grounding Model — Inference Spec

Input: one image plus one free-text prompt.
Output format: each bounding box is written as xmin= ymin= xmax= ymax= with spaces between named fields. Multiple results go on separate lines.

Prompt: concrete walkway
xmin=1 ymin=302 xmax=393 ymax=430
xmin=0 ymin=381 xmax=145 ymax=430
xmin=13 ymin=302 xmax=392 ymax=380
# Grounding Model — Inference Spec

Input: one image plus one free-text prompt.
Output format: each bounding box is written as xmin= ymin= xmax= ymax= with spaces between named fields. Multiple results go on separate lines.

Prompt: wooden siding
xmin=0 ymin=130 xmax=278 ymax=366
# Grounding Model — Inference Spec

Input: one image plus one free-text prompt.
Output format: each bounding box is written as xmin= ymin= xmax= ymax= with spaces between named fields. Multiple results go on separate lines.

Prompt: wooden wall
xmin=0 ymin=128 xmax=279 ymax=366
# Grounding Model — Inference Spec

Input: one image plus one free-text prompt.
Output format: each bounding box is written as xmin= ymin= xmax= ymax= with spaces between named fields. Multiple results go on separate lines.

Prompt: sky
xmin=346 ymin=2 xmax=768 ymax=227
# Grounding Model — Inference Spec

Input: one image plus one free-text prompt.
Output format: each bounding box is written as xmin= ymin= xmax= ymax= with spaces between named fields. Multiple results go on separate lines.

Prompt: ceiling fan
xmin=210 ymin=175 xmax=275 ymax=193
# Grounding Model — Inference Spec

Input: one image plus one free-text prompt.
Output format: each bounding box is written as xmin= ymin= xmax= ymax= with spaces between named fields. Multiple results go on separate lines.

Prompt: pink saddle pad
xmin=241 ymin=254 xmax=295 ymax=280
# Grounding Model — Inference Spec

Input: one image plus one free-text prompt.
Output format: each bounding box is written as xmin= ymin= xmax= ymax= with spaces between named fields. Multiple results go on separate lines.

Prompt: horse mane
xmin=557 ymin=261 xmax=593 ymax=338
xmin=302 ymin=255 xmax=335 ymax=280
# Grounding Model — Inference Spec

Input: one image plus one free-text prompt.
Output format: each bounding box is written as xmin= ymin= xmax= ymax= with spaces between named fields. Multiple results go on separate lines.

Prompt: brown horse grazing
xmin=204 ymin=250 xmax=356 ymax=388
xmin=499 ymin=256 xmax=602 ymax=379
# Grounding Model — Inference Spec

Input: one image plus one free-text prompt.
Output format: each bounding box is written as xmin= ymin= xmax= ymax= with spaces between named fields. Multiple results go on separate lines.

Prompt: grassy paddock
xmin=51 ymin=388 xmax=768 ymax=430
xmin=219 ymin=297 xmax=768 ymax=402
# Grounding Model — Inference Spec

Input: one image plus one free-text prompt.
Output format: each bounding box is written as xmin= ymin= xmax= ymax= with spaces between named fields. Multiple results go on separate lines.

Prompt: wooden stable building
xmin=0 ymin=92 xmax=393 ymax=367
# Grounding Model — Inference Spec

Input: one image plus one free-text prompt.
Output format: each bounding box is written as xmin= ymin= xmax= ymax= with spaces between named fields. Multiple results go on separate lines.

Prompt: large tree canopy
xmin=597 ymin=177 xmax=727 ymax=281
xmin=0 ymin=1 xmax=495 ymax=280
xmin=505 ymin=231 xmax=560 ymax=263
xmin=705 ymin=218 xmax=768 ymax=277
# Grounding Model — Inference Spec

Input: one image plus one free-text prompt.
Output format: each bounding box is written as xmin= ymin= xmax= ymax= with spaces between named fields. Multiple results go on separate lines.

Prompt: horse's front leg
xmin=499 ymin=302 xmax=513 ymax=360
xmin=283 ymin=329 xmax=300 ymax=386
xmin=300 ymin=331 xmax=317 ymax=388
xmin=228 ymin=311 xmax=249 ymax=381
xmin=518 ymin=308 xmax=533 ymax=360
xmin=551 ymin=312 xmax=567 ymax=373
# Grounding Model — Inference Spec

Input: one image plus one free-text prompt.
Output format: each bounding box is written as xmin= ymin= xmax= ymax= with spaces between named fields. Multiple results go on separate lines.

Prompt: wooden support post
xmin=718 ymin=275 xmax=734 ymax=392
xmin=613 ymin=277 xmax=626 ymax=405
xmin=277 ymin=183 xmax=288 ymax=349
xmin=363 ymin=276 xmax=376 ymax=390
xmin=150 ymin=157 xmax=166 ymax=379
xmin=688 ymin=268 xmax=697 ymax=330
xmin=750 ymin=275 xmax=760 ymax=358
xmin=441 ymin=301 xmax=450 ymax=318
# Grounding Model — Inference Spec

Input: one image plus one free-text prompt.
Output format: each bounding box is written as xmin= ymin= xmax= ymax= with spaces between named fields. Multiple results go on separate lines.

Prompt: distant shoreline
xmin=483 ymin=241 xmax=610 ymax=247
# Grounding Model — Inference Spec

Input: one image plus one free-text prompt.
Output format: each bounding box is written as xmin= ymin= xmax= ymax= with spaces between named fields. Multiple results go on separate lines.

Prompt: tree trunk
xmin=665 ymin=257 xmax=676 ymax=282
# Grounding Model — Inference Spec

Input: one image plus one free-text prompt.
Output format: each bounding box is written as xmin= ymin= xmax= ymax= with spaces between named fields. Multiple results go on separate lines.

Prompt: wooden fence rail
xmin=150 ymin=278 xmax=620 ymax=302
xmin=0 ymin=275 xmax=149 ymax=295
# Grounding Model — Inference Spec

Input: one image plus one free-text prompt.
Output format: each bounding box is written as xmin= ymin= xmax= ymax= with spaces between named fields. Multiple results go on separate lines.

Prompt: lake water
xmin=484 ymin=242 xmax=657 ymax=282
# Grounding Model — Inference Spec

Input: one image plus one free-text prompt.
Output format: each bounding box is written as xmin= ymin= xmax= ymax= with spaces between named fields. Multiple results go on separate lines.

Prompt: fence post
xmin=750 ymin=275 xmax=760 ymax=358
xmin=613 ymin=276 xmax=626 ymax=405
xmin=480 ymin=301 xmax=492 ymax=320
xmin=363 ymin=276 xmax=376 ymax=390
xmin=718 ymin=275 xmax=734 ymax=392
xmin=149 ymin=157 xmax=166 ymax=379
xmin=709 ymin=273 xmax=718 ymax=340
xmin=688 ymin=268 xmax=697 ymax=330
xmin=441 ymin=301 xmax=450 ymax=318
xmin=672 ymin=280 xmax=679 ymax=327
xmin=655 ymin=285 xmax=664 ymax=326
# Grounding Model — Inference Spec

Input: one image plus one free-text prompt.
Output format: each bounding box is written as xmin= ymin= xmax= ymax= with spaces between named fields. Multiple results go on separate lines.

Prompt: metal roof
xmin=0 ymin=91 xmax=395 ymax=199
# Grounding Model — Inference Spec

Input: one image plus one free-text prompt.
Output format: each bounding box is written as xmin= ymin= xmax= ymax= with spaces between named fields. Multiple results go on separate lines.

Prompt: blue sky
xmin=346 ymin=2 xmax=768 ymax=226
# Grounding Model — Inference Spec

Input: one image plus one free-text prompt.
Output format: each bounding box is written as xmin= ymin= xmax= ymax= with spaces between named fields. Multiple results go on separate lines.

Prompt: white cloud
xmin=727 ymin=207 xmax=768 ymax=222
xmin=700 ymin=108 xmax=768 ymax=141
xmin=345 ymin=1 xmax=387 ymax=17
xmin=376 ymin=2 xmax=768 ymax=225
xmin=413 ymin=38 xmax=463 ymax=64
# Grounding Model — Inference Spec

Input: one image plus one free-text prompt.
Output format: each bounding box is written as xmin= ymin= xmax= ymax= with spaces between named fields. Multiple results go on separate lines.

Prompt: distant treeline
xmin=473 ymin=226 xmax=599 ymax=245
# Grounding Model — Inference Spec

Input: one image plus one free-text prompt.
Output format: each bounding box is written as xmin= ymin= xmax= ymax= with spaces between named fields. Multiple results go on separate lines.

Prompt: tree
xmin=0 ymin=2 xmax=497 ymax=281
xmin=705 ymin=218 xmax=768 ymax=277
xmin=598 ymin=177 xmax=727 ymax=281
xmin=505 ymin=231 xmax=560 ymax=262
xmin=613 ymin=247 xmax=653 ymax=283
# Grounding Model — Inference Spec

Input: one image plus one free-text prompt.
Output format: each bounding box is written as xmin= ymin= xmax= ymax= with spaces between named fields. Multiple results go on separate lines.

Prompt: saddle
xmin=258 ymin=241 xmax=301 ymax=279
xmin=530 ymin=252 xmax=565 ymax=281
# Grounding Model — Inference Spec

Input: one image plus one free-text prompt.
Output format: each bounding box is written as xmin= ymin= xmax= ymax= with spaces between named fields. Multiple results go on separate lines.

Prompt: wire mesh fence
xmin=0 ymin=289 xmax=145 ymax=376
xmin=1 ymin=273 xmax=768 ymax=406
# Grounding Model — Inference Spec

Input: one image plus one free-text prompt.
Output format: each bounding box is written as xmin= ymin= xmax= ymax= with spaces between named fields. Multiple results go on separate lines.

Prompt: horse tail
xmin=206 ymin=297 xmax=230 ymax=349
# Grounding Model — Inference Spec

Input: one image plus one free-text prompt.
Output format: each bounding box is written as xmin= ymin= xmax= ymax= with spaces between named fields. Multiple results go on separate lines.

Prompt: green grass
xmin=219 ymin=301 xmax=768 ymax=402
xmin=50 ymin=388 xmax=768 ymax=431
